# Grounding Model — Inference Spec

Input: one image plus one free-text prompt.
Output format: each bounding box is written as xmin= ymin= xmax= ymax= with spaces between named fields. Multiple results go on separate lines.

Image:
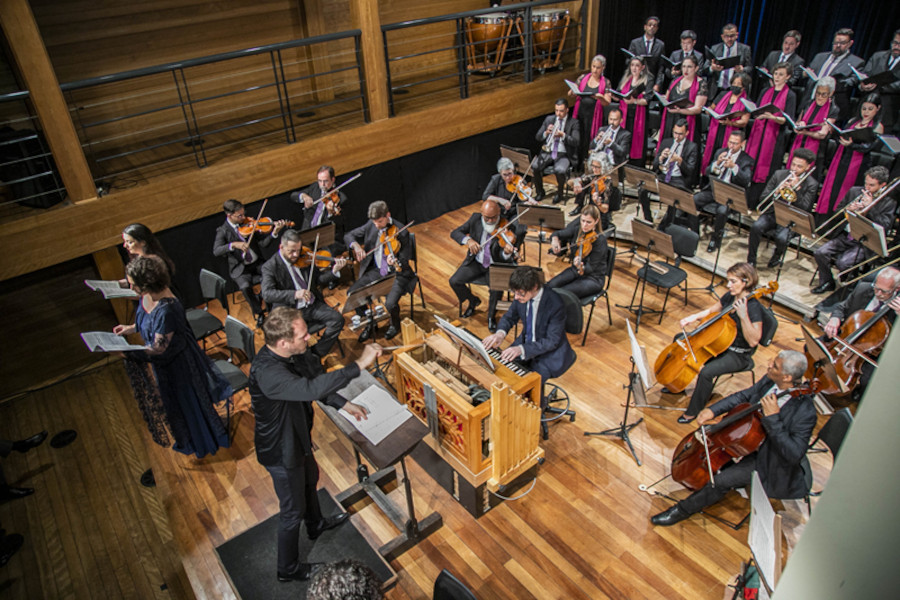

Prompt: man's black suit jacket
xmin=759 ymin=169 xmax=818 ymax=214
xmin=836 ymin=186 xmax=897 ymax=231
xmin=804 ymin=52 xmax=866 ymax=118
xmin=343 ymin=219 xmax=415 ymax=280
xmin=450 ymin=213 xmax=517 ymax=268
xmin=653 ymin=138 xmax=700 ymax=188
xmin=535 ymin=114 xmax=580 ymax=159
xmin=863 ymin=50 xmax=900 ymax=95
xmin=628 ymin=36 xmax=666 ymax=89
xmin=705 ymin=148 xmax=755 ymax=189
xmin=589 ymin=126 xmax=632 ymax=166
xmin=761 ymin=50 xmax=806 ymax=88
xmin=831 ymin=280 xmax=898 ymax=325
xmin=260 ymin=253 xmax=327 ymax=310
xmin=496 ymin=287 xmax=576 ymax=379
xmin=213 ymin=220 xmax=276 ymax=280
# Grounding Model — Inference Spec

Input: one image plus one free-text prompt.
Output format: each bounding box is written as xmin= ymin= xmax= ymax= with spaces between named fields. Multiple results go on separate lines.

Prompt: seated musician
xmin=671 ymin=262 xmax=764 ymax=424
xmin=531 ymin=98 xmax=581 ymax=205
xmin=292 ymin=165 xmax=348 ymax=289
xmin=651 ymin=350 xmax=815 ymax=526
xmin=344 ymin=201 xmax=418 ymax=342
xmin=820 ymin=266 xmax=900 ymax=402
xmin=213 ymin=199 xmax=289 ymax=327
xmin=638 ymin=119 xmax=699 ymax=225
xmin=482 ymin=266 xmax=575 ymax=394
xmin=449 ymin=200 xmax=518 ymax=333
xmin=260 ymin=229 xmax=347 ymax=358
xmin=569 ymin=152 xmax=620 ymax=229
xmin=588 ymin=107 xmax=631 ymax=172
xmin=747 ymin=148 xmax=818 ymax=269
xmin=692 ymin=130 xmax=754 ymax=252
xmin=812 ymin=166 xmax=897 ymax=294
xmin=547 ymin=205 xmax=609 ymax=299
xmin=482 ymin=157 xmax=533 ymax=245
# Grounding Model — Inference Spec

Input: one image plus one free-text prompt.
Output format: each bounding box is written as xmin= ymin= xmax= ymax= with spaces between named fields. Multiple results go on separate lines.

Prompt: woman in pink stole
xmin=745 ymin=63 xmax=797 ymax=192
xmin=570 ymin=54 xmax=612 ymax=168
xmin=787 ymin=76 xmax=840 ymax=175
xmin=656 ymin=55 xmax=708 ymax=153
xmin=701 ymin=72 xmax=750 ymax=174
xmin=617 ymin=56 xmax=650 ymax=166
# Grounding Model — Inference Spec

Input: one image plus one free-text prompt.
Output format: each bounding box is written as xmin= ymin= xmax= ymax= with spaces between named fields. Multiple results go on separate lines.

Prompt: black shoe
xmin=812 ymin=281 xmax=836 ymax=295
xmin=650 ymin=504 xmax=691 ymax=527
xmin=677 ymin=414 xmax=696 ymax=424
xmin=568 ymin=206 xmax=582 ymax=217
xmin=461 ymin=297 xmax=481 ymax=318
xmin=13 ymin=431 xmax=47 ymax=453
xmin=767 ymin=255 xmax=782 ymax=269
xmin=308 ymin=512 xmax=350 ymax=540
xmin=0 ymin=532 xmax=24 ymax=567
xmin=747 ymin=258 xmax=756 ymax=268
xmin=535 ymin=189 xmax=546 ymax=202
xmin=357 ymin=324 xmax=374 ymax=343
xmin=0 ymin=486 xmax=34 ymax=503
xmin=488 ymin=316 xmax=498 ymax=333
xmin=384 ymin=324 xmax=399 ymax=340
xmin=552 ymin=194 xmax=564 ymax=205
xmin=277 ymin=563 xmax=319 ymax=582
xmin=256 ymin=314 xmax=266 ymax=328
xmin=706 ymin=239 xmax=718 ymax=253
xmin=140 ymin=468 xmax=156 ymax=488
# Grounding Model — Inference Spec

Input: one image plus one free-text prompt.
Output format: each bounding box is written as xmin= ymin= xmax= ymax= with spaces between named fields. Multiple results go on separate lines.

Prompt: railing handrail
xmin=59 ymin=29 xmax=363 ymax=92
xmin=381 ymin=0 xmax=568 ymax=32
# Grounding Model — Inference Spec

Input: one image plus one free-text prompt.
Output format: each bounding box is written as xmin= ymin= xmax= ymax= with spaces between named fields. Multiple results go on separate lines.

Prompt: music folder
xmin=703 ymin=104 xmax=747 ymax=121
xmin=565 ymin=79 xmax=594 ymax=97
xmin=740 ymin=98 xmax=782 ymax=118
xmin=781 ymin=112 xmax=823 ymax=132
xmin=610 ymin=82 xmax=645 ymax=99
xmin=850 ymin=64 xmax=900 ymax=88
xmin=704 ymin=46 xmax=741 ymax=69
xmin=830 ymin=124 xmax=877 ymax=144
xmin=652 ymin=91 xmax=692 ymax=109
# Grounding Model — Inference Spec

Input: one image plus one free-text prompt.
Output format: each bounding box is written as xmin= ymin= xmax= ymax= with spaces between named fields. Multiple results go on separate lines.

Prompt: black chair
xmin=630 ymin=224 xmax=698 ymax=325
xmin=540 ymin=288 xmax=581 ymax=439
xmin=407 ymin=232 xmax=427 ymax=318
xmin=186 ymin=269 xmax=227 ymax=348
xmin=807 ymin=407 xmax=853 ymax=497
xmin=212 ymin=316 xmax=256 ymax=440
xmin=433 ymin=568 xmax=477 ymax=600
xmin=712 ymin=304 xmax=779 ymax=388
xmin=580 ymin=246 xmax=616 ymax=346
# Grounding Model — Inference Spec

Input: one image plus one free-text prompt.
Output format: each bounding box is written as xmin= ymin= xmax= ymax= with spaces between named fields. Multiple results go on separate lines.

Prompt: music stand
xmin=847 ymin=212 xmax=888 ymax=258
xmin=617 ymin=219 xmax=676 ymax=332
xmin=297 ymin=222 xmax=336 ymax=248
xmin=500 ymin=144 xmax=531 ymax=175
xmin=696 ymin=179 xmax=751 ymax=296
xmin=773 ymin=201 xmax=817 ymax=285
xmin=657 ymin=180 xmax=698 ymax=217
xmin=800 ymin=324 xmax=848 ymax=395
xmin=623 ymin=164 xmax=659 ymax=205
xmin=584 ymin=319 xmax=644 ymax=465
xmin=343 ymin=275 xmax=398 ymax=388
xmin=517 ymin=204 xmax=566 ymax=268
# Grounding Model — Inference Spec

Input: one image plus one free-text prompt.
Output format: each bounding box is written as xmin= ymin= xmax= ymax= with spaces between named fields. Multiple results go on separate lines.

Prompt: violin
xmin=574 ymin=230 xmax=598 ymax=275
xmin=237 ymin=217 xmax=293 ymax=237
xmin=591 ymin=175 xmax=613 ymax=206
xmin=380 ymin=224 xmax=403 ymax=272
xmin=505 ymin=175 xmax=536 ymax=202
xmin=654 ymin=282 xmax=779 ymax=394
xmin=671 ymin=381 xmax=820 ymax=491
xmin=294 ymin=247 xmax=347 ymax=270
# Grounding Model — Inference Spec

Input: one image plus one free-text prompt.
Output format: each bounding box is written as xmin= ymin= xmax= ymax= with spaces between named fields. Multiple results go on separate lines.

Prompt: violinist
xmin=213 ymin=199 xmax=289 ymax=327
xmin=672 ymin=262 xmax=764 ymax=424
xmin=651 ymin=350 xmax=815 ymax=526
xmin=747 ymin=148 xmax=818 ymax=269
xmin=293 ymin=166 xmax=349 ymax=289
xmin=483 ymin=157 xmax=532 ymax=244
xmin=547 ymin=205 xmax=608 ymax=298
xmin=569 ymin=152 xmax=618 ymax=229
xmin=449 ymin=200 xmax=518 ymax=333
xmin=260 ymin=229 xmax=347 ymax=358
xmin=344 ymin=201 xmax=418 ymax=342
xmin=812 ymin=166 xmax=896 ymax=294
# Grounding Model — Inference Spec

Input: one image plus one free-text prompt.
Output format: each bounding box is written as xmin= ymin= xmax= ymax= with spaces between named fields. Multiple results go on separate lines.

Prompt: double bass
xmin=654 ymin=282 xmax=778 ymax=393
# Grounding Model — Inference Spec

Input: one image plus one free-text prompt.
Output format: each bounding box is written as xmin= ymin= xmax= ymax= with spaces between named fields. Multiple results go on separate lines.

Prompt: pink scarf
xmin=619 ymin=77 xmax=647 ymax=160
xmin=656 ymin=76 xmax=699 ymax=153
xmin=573 ymin=74 xmax=608 ymax=140
xmin=702 ymin=90 xmax=747 ymax=173
xmin=746 ymin=85 xmax=791 ymax=182
xmin=815 ymin=119 xmax=871 ymax=213
xmin=787 ymin=99 xmax=833 ymax=165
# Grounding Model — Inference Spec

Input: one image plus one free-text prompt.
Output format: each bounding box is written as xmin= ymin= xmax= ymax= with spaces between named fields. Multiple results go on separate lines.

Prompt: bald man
xmin=449 ymin=200 xmax=518 ymax=332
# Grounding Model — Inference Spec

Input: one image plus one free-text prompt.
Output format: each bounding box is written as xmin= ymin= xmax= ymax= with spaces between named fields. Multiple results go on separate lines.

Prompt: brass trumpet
xmin=756 ymin=166 xmax=816 ymax=215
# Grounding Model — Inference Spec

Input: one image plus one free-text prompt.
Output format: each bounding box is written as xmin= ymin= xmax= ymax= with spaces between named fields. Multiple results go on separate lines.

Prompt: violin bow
xmin=313 ymin=172 xmax=362 ymax=205
xmin=243 ymin=198 xmax=269 ymax=261
xmin=308 ymin=233 xmax=320 ymax=283
xmin=363 ymin=221 xmax=415 ymax=259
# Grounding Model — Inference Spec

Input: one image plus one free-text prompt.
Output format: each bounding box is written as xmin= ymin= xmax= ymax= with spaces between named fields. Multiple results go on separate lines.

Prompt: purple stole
xmin=656 ymin=77 xmax=699 ymax=153
xmin=701 ymin=90 xmax=747 ymax=173
xmin=746 ymin=85 xmax=790 ymax=182
xmin=619 ymin=78 xmax=647 ymax=159
xmin=573 ymin=74 xmax=608 ymax=140
xmin=787 ymin=99 xmax=833 ymax=165
xmin=815 ymin=119 xmax=871 ymax=213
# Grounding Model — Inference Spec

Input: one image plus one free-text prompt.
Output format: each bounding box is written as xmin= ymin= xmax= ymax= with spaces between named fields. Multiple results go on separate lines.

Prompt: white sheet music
xmin=749 ymin=471 xmax=779 ymax=594
xmin=339 ymin=384 xmax=412 ymax=446
xmin=84 ymin=279 xmax=138 ymax=299
xmin=434 ymin=316 xmax=495 ymax=371
xmin=80 ymin=331 xmax=146 ymax=352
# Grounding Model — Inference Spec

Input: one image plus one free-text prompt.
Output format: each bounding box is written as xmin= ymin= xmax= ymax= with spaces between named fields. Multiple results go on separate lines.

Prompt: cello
xmin=654 ymin=281 xmax=778 ymax=393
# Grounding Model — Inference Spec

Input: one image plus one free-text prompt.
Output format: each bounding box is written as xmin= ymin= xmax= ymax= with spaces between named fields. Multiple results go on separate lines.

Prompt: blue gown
xmin=128 ymin=297 xmax=232 ymax=458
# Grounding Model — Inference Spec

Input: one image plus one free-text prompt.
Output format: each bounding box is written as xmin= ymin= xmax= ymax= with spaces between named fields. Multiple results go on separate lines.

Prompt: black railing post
xmin=579 ymin=0 xmax=587 ymax=70
xmin=382 ymin=30 xmax=396 ymax=117
xmin=523 ymin=7 xmax=534 ymax=83
xmin=271 ymin=49 xmax=296 ymax=144
xmin=456 ymin=18 xmax=469 ymax=99
xmin=172 ymin=69 xmax=207 ymax=168
xmin=354 ymin=35 xmax=370 ymax=123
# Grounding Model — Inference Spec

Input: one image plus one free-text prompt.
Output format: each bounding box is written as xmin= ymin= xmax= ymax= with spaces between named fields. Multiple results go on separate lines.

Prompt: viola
xmin=237 ymin=217 xmax=293 ymax=237
xmin=671 ymin=381 xmax=819 ymax=491
xmin=654 ymin=282 xmax=779 ymax=394
xmin=294 ymin=247 xmax=347 ymax=270
xmin=505 ymin=175 xmax=536 ymax=202
xmin=494 ymin=217 xmax=519 ymax=256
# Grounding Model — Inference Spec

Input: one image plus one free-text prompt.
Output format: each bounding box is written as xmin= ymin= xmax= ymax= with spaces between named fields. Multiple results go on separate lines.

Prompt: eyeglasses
xmin=873 ymin=286 xmax=893 ymax=295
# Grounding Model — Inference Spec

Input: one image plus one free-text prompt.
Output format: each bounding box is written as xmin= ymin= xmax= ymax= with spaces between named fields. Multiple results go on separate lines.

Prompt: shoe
xmin=552 ymin=194 xmax=564 ymax=205
xmin=767 ymin=255 xmax=782 ymax=269
xmin=568 ymin=206 xmax=582 ymax=217
xmin=461 ymin=297 xmax=481 ymax=318
xmin=307 ymin=512 xmax=350 ymax=540
xmin=747 ymin=258 xmax=756 ymax=268
xmin=706 ymin=239 xmax=718 ymax=253
xmin=357 ymin=324 xmax=374 ymax=343
xmin=650 ymin=504 xmax=691 ymax=527
xmin=13 ymin=431 xmax=47 ymax=453
xmin=384 ymin=324 xmax=399 ymax=340
xmin=677 ymin=414 xmax=696 ymax=424
xmin=0 ymin=486 xmax=34 ymax=502
xmin=488 ymin=316 xmax=498 ymax=333
xmin=812 ymin=281 xmax=836 ymax=295
xmin=535 ymin=189 xmax=546 ymax=202
xmin=256 ymin=314 xmax=266 ymax=328
xmin=277 ymin=563 xmax=319 ymax=582
xmin=140 ymin=468 xmax=156 ymax=488
xmin=0 ymin=532 xmax=24 ymax=567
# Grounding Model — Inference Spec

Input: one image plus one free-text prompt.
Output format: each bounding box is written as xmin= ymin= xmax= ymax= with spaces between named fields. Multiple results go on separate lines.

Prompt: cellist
xmin=651 ymin=350 xmax=816 ymax=526
xmin=669 ymin=262 xmax=764 ymax=423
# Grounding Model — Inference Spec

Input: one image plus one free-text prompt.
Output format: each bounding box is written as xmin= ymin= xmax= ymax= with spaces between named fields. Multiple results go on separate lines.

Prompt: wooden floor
xmin=0 ymin=197 xmax=841 ymax=599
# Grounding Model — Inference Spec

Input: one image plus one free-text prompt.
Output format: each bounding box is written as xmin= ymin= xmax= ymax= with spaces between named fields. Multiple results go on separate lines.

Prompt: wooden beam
xmin=583 ymin=0 xmax=600 ymax=69
xmin=0 ymin=0 xmax=97 ymax=203
xmin=350 ymin=0 xmax=390 ymax=121
xmin=299 ymin=0 xmax=336 ymax=105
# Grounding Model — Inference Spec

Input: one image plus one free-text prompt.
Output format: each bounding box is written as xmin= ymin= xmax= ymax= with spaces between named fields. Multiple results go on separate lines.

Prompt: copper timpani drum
xmin=464 ymin=12 xmax=514 ymax=74
xmin=529 ymin=8 xmax=570 ymax=71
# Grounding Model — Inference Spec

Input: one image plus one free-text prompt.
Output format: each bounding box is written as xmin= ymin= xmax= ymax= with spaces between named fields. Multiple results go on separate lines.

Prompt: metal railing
xmin=382 ymin=1 xmax=586 ymax=116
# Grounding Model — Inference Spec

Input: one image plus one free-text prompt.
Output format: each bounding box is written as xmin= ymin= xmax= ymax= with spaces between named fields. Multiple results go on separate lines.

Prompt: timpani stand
xmin=464 ymin=12 xmax=515 ymax=75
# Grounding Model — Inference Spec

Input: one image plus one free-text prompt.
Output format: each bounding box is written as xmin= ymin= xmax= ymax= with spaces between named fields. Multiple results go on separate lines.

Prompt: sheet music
xmin=564 ymin=79 xmax=593 ymax=96
xmin=749 ymin=471 xmax=779 ymax=594
xmin=84 ymin=279 xmax=139 ymax=299
xmin=80 ymin=331 xmax=146 ymax=352
xmin=338 ymin=384 xmax=412 ymax=445
xmin=434 ymin=316 xmax=495 ymax=371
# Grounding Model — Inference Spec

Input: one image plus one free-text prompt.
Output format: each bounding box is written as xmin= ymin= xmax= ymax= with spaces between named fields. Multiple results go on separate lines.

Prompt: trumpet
xmin=808 ymin=177 xmax=900 ymax=246
xmin=756 ymin=166 xmax=816 ymax=215
xmin=709 ymin=150 xmax=732 ymax=177
xmin=541 ymin=119 xmax=562 ymax=153
xmin=661 ymin=144 xmax=681 ymax=173
xmin=594 ymin=126 xmax=615 ymax=150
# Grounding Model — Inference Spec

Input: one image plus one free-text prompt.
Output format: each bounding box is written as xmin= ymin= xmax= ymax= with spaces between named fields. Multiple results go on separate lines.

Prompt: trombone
xmin=806 ymin=177 xmax=900 ymax=247
xmin=836 ymin=238 xmax=900 ymax=285
xmin=756 ymin=166 xmax=816 ymax=215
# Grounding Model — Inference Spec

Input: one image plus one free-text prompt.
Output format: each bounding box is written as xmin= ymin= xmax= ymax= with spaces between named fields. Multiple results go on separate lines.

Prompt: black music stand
xmin=657 ymin=180 xmax=698 ymax=220
xmin=623 ymin=164 xmax=659 ymax=207
xmin=847 ymin=212 xmax=889 ymax=258
xmin=698 ymin=179 xmax=750 ymax=296
xmin=500 ymin=144 xmax=532 ymax=175
xmin=617 ymin=219 xmax=676 ymax=332
xmin=773 ymin=201 xmax=817 ymax=285
xmin=517 ymin=204 xmax=566 ymax=268
xmin=343 ymin=275 xmax=397 ymax=388
xmin=298 ymin=222 xmax=336 ymax=247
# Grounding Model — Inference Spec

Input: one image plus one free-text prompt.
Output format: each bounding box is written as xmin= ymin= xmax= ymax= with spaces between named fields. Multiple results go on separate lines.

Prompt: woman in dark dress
xmin=787 ymin=76 xmax=840 ymax=176
xmin=114 ymin=257 xmax=232 ymax=483
xmin=656 ymin=55 xmax=708 ymax=152
xmin=569 ymin=54 xmax=612 ymax=168
xmin=617 ymin=56 xmax=651 ymax=166
xmin=120 ymin=223 xmax=180 ymax=299
xmin=701 ymin=72 xmax=750 ymax=174
xmin=547 ymin=204 xmax=608 ymax=297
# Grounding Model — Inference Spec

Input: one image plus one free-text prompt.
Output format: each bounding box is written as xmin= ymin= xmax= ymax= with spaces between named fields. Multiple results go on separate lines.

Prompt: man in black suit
xmin=213 ymin=199 xmax=289 ymax=327
xmin=650 ymin=350 xmax=816 ymax=526
xmin=813 ymin=166 xmax=897 ymax=294
xmin=483 ymin=156 xmax=534 ymax=245
xmin=638 ymin=120 xmax=699 ymax=225
xmin=344 ymin=201 xmax=418 ymax=341
xmin=707 ymin=23 xmax=753 ymax=101
xmin=482 ymin=266 xmax=575 ymax=389
xmin=588 ymin=107 xmax=632 ymax=167
xmin=250 ymin=307 xmax=377 ymax=581
xmin=760 ymin=30 xmax=805 ymax=89
xmin=747 ymin=148 xmax=818 ymax=268
xmin=449 ymin=200 xmax=518 ymax=332
xmin=803 ymin=28 xmax=866 ymax=121
xmin=531 ymin=98 xmax=581 ymax=204
xmin=627 ymin=16 xmax=666 ymax=92
xmin=260 ymin=229 xmax=347 ymax=357
xmin=693 ymin=130 xmax=755 ymax=252
xmin=292 ymin=166 xmax=349 ymax=290
xmin=860 ymin=30 xmax=900 ymax=134
xmin=664 ymin=30 xmax=706 ymax=89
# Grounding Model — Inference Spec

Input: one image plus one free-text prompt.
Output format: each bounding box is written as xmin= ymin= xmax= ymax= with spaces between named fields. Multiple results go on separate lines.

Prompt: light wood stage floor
xmin=0 ymin=197 xmax=844 ymax=599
